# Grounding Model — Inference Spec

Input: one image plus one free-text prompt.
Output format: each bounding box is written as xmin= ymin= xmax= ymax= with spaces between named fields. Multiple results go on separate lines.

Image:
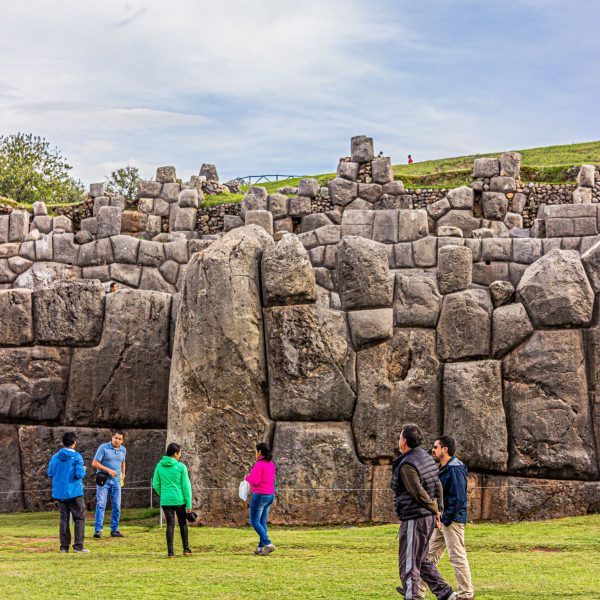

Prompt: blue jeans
xmin=249 ymin=493 xmax=274 ymax=547
xmin=94 ymin=477 xmax=121 ymax=533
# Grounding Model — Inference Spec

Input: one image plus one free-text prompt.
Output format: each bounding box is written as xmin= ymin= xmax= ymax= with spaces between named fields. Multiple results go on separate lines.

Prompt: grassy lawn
xmin=0 ymin=510 xmax=598 ymax=599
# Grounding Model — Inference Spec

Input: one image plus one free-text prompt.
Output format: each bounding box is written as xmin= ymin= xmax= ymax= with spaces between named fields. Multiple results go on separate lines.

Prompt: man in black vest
xmin=391 ymin=423 xmax=457 ymax=600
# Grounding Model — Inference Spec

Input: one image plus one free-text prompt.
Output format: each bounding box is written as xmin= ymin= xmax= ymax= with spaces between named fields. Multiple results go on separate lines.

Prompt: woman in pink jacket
xmin=245 ymin=442 xmax=276 ymax=556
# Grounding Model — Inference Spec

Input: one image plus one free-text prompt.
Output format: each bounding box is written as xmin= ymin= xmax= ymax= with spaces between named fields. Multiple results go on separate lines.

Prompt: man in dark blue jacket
xmin=47 ymin=431 xmax=89 ymax=553
xmin=418 ymin=435 xmax=474 ymax=600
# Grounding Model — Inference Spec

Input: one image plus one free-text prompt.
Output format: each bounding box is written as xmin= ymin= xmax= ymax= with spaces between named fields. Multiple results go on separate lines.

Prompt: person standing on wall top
xmin=417 ymin=436 xmax=474 ymax=600
xmin=47 ymin=431 xmax=89 ymax=553
xmin=246 ymin=442 xmax=277 ymax=556
xmin=391 ymin=423 xmax=457 ymax=600
xmin=152 ymin=442 xmax=193 ymax=558
xmin=92 ymin=430 xmax=126 ymax=539
xmin=408 ymin=154 xmax=414 ymax=164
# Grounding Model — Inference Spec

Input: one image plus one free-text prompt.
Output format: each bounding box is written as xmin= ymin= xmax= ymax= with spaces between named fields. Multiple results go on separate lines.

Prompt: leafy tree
xmin=105 ymin=166 xmax=140 ymax=202
xmin=0 ymin=133 xmax=84 ymax=203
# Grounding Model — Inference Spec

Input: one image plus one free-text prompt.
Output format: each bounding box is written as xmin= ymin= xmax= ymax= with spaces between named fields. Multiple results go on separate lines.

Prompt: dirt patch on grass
xmin=531 ymin=546 xmax=561 ymax=552
xmin=20 ymin=547 xmax=53 ymax=553
xmin=18 ymin=537 xmax=54 ymax=542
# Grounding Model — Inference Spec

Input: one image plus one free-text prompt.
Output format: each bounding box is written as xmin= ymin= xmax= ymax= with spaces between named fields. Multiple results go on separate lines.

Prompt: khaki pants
xmin=417 ymin=522 xmax=474 ymax=599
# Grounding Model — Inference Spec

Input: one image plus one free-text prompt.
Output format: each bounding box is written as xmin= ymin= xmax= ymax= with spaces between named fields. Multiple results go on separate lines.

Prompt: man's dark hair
xmin=111 ymin=430 xmax=124 ymax=437
xmin=401 ymin=423 xmax=422 ymax=449
xmin=437 ymin=435 xmax=456 ymax=456
xmin=62 ymin=432 xmax=77 ymax=447
xmin=166 ymin=443 xmax=181 ymax=457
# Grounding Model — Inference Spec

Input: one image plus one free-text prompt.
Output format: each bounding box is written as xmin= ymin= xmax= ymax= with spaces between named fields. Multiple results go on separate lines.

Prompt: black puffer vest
xmin=391 ymin=446 xmax=440 ymax=521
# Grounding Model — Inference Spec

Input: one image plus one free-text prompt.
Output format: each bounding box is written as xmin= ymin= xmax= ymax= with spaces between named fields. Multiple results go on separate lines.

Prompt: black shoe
xmin=167 ymin=553 xmax=175 ymax=558
xmin=183 ymin=549 xmax=192 ymax=556
xmin=93 ymin=531 xmax=102 ymax=539
xmin=60 ymin=548 xmax=68 ymax=553
xmin=110 ymin=530 xmax=124 ymax=538
xmin=396 ymin=587 xmax=404 ymax=596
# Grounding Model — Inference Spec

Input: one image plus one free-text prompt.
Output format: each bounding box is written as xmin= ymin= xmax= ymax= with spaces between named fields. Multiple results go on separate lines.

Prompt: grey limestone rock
xmin=489 ymin=280 xmax=515 ymax=307
xmin=504 ymin=212 xmax=523 ymax=229
xmin=53 ymin=215 xmax=72 ymax=233
xmin=580 ymin=240 xmax=600 ymax=293
xmin=272 ymin=422 xmax=371 ymax=524
xmin=372 ymin=210 xmax=399 ymax=244
xmin=179 ymin=189 xmax=199 ymax=209
xmin=267 ymin=193 xmax=289 ymax=218
xmin=512 ymin=238 xmax=542 ymax=264
xmin=447 ymin=186 xmax=474 ymax=210
xmin=490 ymin=176 xmax=516 ymax=194
xmin=347 ymin=308 xmax=393 ymax=350
xmin=427 ymin=197 xmax=451 ymax=220
xmin=159 ymin=260 xmax=179 ymax=285
xmin=398 ymin=209 xmax=428 ymax=241
xmin=0 ymin=289 xmax=33 ymax=345
xmin=80 ymin=217 xmax=98 ymax=235
xmin=241 ymin=188 xmax=268 ymax=217
xmin=261 ymin=234 xmax=316 ymax=306
xmin=110 ymin=263 xmax=142 ymax=288
xmin=223 ymin=215 xmax=244 ymax=232
xmin=167 ymin=226 xmax=273 ymax=524
xmin=572 ymin=187 xmax=592 ymax=204
xmin=482 ymin=192 xmax=508 ymax=220
xmin=138 ymin=240 xmax=166 ymax=267
xmin=351 ymin=135 xmax=374 ymax=163
xmin=481 ymin=238 xmax=512 ymax=262
xmin=164 ymin=239 xmax=189 ymax=264
xmin=161 ymin=182 xmax=181 ymax=203
xmin=577 ymin=165 xmax=596 ymax=188
xmin=139 ymin=267 xmax=176 ymax=294
xmin=499 ymin=152 xmax=521 ymax=178
xmin=394 ymin=273 xmax=441 ymax=327
xmin=437 ymin=245 xmax=472 ymax=294
xmin=517 ymin=249 xmax=593 ymax=327
xmin=74 ymin=230 xmax=93 ymax=245
xmin=436 ymin=225 xmax=463 ymax=238
xmin=153 ymin=198 xmax=171 ymax=216
xmin=473 ymin=158 xmax=500 ymax=178
xmin=353 ymin=327 xmax=441 ymax=459
xmin=340 ymin=209 xmax=374 ymax=238
xmin=96 ymin=206 xmax=122 ymax=239
xmin=0 ymin=425 xmax=24 ymax=512
xmin=328 ymin=177 xmax=358 ymax=207
xmin=32 ymin=215 xmax=52 ymax=234
xmin=0 ymin=347 xmax=71 ymax=421
xmin=337 ymin=161 xmax=358 ymax=181
xmin=273 ymin=217 xmax=293 ymax=235
xmin=492 ymin=302 xmax=533 ymax=358
xmin=371 ymin=157 xmax=393 ymax=184
xmin=52 ymin=233 xmax=79 ymax=265
xmin=78 ymin=238 xmax=114 ymax=267
xmin=245 ymin=210 xmax=274 ymax=235
xmin=13 ymin=262 xmax=81 ymax=291
xmin=0 ymin=259 xmax=16 ymax=284
xmin=33 ymin=202 xmax=47 ymax=217
xmin=7 ymin=256 xmax=32 ymax=275
xmin=82 ymin=265 xmax=110 ymax=281
xmin=358 ymin=183 xmax=383 ymax=203
xmin=412 ymin=236 xmax=437 ymax=267
xmin=298 ymin=178 xmax=320 ymax=198
xmin=472 ymin=228 xmax=494 ymax=239
xmin=9 ymin=210 xmax=29 ymax=242
xmin=436 ymin=209 xmax=480 ymax=238
xmin=511 ymin=193 xmax=527 ymax=213
xmin=156 ymin=166 xmax=177 ymax=183
xmin=33 ymin=280 xmax=104 ymax=346
xmin=0 ymin=216 xmax=9 ymax=244
xmin=138 ymin=180 xmax=162 ymax=198
xmin=93 ymin=196 xmax=110 ymax=216
xmin=337 ymin=236 xmax=393 ymax=310
xmin=200 ymin=163 xmax=219 ymax=182
xmin=503 ymin=330 xmax=598 ymax=479
xmin=314 ymin=225 xmax=341 ymax=246
xmin=173 ymin=207 xmax=197 ymax=231
xmin=345 ymin=198 xmax=373 ymax=211
xmin=89 ymin=182 xmax=105 ymax=197
xmin=65 ymin=289 xmax=171 ymax=427
xmin=437 ymin=289 xmax=492 ymax=360
xmin=383 ymin=181 xmax=405 ymax=195
xmin=111 ymin=235 xmax=140 ymax=264
xmin=288 ymin=195 xmax=311 ymax=216
xmin=444 ymin=360 xmax=508 ymax=471
xmin=265 ymin=305 xmax=355 ymax=420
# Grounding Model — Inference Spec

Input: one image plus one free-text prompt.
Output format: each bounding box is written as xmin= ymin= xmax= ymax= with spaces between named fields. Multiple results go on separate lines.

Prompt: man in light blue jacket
xmin=47 ymin=431 xmax=89 ymax=553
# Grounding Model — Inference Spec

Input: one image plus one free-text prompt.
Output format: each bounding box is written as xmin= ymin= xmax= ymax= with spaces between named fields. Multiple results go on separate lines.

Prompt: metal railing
xmin=231 ymin=174 xmax=303 ymax=186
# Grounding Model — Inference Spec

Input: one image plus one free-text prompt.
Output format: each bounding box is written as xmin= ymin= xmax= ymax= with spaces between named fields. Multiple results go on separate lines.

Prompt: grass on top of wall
xmin=0 ymin=510 xmax=598 ymax=599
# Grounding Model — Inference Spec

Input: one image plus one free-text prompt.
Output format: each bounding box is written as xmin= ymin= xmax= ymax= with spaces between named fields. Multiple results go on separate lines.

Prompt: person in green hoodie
xmin=152 ymin=442 xmax=193 ymax=558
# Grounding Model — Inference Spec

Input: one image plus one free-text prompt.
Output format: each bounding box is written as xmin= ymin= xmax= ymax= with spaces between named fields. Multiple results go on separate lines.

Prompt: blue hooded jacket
xmin=438 ymin=456 xmax=468 ymax=526
xmin=47 ymin=448 xmax=86 ymax=501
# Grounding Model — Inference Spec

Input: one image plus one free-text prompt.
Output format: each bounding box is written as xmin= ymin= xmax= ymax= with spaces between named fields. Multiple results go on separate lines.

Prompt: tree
xmin=0 ymin=133 xmax=84 ymax=203
xmin=105 ymin=166 xmax=140 ymax=202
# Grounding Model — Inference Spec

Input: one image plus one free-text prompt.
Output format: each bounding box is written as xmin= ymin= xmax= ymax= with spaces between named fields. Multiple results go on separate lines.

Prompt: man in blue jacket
xmin=47 ymin=431 xmax=89 ymax=553
xmin=418 ymin=435 xmax=474 ymax=600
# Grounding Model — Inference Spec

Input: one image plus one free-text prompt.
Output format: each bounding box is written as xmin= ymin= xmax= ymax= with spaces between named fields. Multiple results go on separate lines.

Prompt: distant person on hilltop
xmin=408 ymin=155 xmax=414 ymax=164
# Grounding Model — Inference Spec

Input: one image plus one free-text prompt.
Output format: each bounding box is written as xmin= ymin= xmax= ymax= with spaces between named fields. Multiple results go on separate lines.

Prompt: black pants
xmin=163 ymin=505 xmax=190 ymax=555
xmin=58 ymin=496 xmax=85 ymax=551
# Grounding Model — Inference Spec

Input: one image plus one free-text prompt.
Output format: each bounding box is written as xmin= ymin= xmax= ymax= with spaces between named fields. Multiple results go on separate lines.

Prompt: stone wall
xmin=1 ymin=137 xmax=600 ymax=523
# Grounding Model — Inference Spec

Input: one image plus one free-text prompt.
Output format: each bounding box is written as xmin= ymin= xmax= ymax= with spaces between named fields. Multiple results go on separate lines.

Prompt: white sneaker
xmin=73 ymin=548 xmax=90 ymax=553
xmin=263 ymin=543 xmax=277 ymax=555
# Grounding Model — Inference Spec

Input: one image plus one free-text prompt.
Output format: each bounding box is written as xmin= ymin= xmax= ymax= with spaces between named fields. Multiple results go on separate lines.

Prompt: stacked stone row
xmin=0 ymin=233 xmax=212 ymax=294
xmin=0 ymin=285 xmax=175 ymax=512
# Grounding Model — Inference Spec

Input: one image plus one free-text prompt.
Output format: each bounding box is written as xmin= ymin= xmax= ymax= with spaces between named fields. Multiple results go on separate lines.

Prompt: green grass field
xmin=0 ymin=510 xmax=598 ymax=599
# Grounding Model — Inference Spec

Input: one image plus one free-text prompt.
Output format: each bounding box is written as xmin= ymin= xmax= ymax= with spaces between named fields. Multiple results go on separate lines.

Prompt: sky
xmin=0 ymin=0 xmax=599 ymax=186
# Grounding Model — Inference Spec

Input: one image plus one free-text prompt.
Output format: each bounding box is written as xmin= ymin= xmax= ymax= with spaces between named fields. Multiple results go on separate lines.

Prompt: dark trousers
xmin=399 ymin=515 xmax=453 ymax=600
xmin=58 ymin=496 xmax=85 ymax=551
xmin=163 ymin=505 xmax=190 ymax=555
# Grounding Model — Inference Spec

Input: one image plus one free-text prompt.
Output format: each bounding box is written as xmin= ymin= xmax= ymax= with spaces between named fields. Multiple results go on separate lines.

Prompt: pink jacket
xmin=245 ymin=458 xmax=276 ymax=495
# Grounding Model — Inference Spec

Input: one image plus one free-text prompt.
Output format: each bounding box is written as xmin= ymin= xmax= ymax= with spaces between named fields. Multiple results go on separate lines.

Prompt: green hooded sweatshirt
xmin=152 ymin=456 xmax=193 ymax=508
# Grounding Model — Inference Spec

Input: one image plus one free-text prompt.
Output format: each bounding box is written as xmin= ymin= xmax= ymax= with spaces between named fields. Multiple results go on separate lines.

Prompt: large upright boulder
xmin=168 ymin=226 xmax=274 ymax=524
xmin=0 ymin=289 xmax=33 ymax=346
xmin=261 ymin=234 xmax=316 ymax=306
xmin=393 ymin=273 xmax=441 ymax=327
xmin=0 ymin=425 xmax=24 ymax=512
xmin=64 ymin=289 xmax=172 ymax=427
xmin=336 ymin=236 xmax=394 ymax=310
xmin=264 ymin=305 xmax=355 ymax=420
xmin=517 ymin=249 xmax=594 ymax=327
xmin=503 ymin=330 xmax=598 ymax=479
xmin=443 ymin=360 xmax=508 ymax=471
xmin=437 ymin=289 xmax=492 ymax=360
xmin=271 ymin=422 xmax=372 ymax=524
xmin=13 ymin=262 xmax=81 ymax=291
xmin=353 ymin=328 xmax=441 ymax=460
